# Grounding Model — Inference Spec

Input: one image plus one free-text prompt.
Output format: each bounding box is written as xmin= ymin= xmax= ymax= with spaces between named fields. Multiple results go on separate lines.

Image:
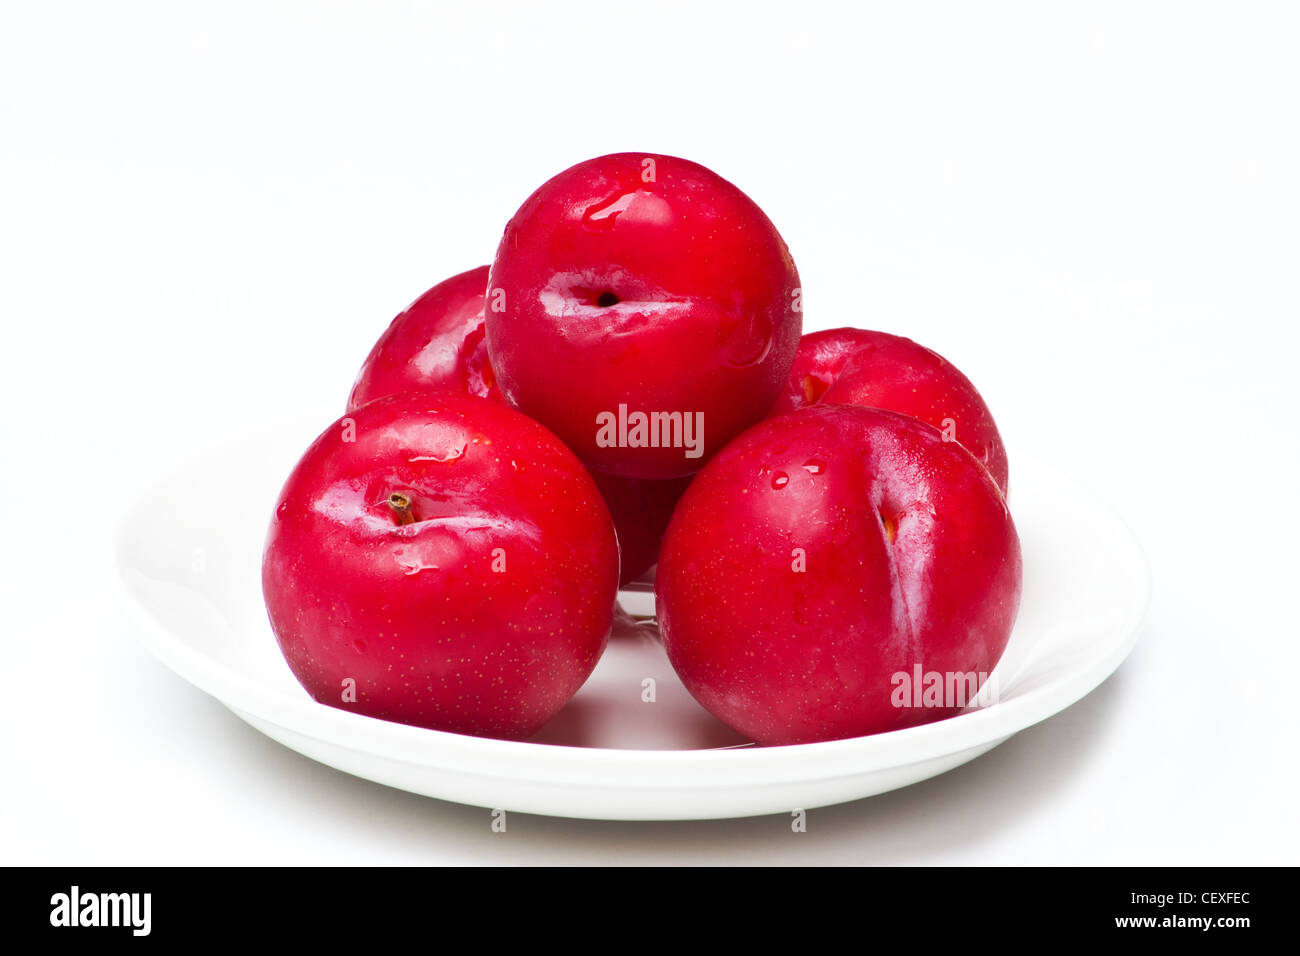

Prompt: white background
xmin=2 ymin=1 xmax=1297 ymax=864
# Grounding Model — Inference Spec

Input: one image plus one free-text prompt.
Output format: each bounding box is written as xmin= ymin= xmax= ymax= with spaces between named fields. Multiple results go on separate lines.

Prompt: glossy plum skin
xmin=262 ymin=391 xmax=619 ymax=739
xmin=345 ymin=264 xmax=689 ymax=584
xmin=486 ymin=152 xmax=803 ymax=479
xmin=347 ymin=265 xmax=498 ymax=411
xmin=771 ymin=328 xmax=1010 ymax=494
xmin=656 ymin=405 xmax=1022 ymax=746
xmin=590 ymin=470 xmax=691 ymax=584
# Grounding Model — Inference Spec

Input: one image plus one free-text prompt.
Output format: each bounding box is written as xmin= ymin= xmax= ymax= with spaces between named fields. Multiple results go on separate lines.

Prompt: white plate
xmin=115 ymin=422 xmax=1149 ymax=821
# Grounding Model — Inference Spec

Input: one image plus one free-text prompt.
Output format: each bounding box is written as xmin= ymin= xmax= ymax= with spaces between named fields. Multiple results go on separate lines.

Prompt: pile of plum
xmin=262 ymin=153 xmax=1021 ymax=747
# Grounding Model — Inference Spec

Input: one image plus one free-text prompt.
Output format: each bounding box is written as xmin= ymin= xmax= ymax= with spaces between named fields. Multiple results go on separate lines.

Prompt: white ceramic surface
xmin=115 ymin=423 xmax=1149 ymax=820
